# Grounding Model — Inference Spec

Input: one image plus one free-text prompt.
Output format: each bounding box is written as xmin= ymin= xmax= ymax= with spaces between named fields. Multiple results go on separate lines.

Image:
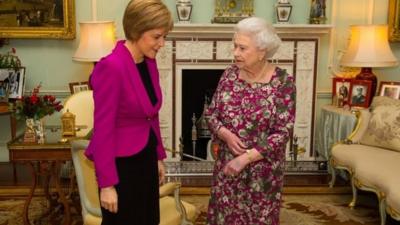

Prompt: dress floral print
xmin=206 ymin=65 xmax=296 ymax=225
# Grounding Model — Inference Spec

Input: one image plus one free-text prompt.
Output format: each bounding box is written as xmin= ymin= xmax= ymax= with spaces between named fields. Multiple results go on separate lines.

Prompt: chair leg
xmin=379 ymin=198 xmax=387 ymax=225
xmin=349 ymin=175 xmax=357 ymax=209
xmin=173 ymin=187 xmax=194 ymax=225
xmin=329 ymin=166 xmax=336 ymax=188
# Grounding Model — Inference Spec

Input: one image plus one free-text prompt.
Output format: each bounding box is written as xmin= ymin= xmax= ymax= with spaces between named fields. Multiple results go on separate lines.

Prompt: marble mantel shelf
xmin=170 ymin=23 xmax=333 ymax=37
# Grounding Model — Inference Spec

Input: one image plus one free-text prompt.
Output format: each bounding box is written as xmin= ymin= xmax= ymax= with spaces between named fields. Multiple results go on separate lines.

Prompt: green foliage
xmin=0 ymin=48 xmax=21 ymax=70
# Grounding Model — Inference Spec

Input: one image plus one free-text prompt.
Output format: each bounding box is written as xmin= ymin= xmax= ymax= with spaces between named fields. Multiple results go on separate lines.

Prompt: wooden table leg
xmin=23 ymin=162 xmax=36 ymax=225
xmin=54 ymin=161 xmax=71 ymax=225
xmin=10 ymin=114 xmax=17 ymax=183
xmin=9 ymin=114 xmax=16 ymax=140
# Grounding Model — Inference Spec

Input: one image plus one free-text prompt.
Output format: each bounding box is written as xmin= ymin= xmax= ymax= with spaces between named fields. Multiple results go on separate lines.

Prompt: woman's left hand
xmin=158 ymin=160 xmax=165 ymax=185
xmin=223 ymin=155 xmax=249 ymax=177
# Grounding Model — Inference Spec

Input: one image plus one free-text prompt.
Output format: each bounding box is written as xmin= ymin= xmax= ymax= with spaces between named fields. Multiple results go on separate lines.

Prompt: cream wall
xmin=0 ymin=0 xmax=399 ymax=161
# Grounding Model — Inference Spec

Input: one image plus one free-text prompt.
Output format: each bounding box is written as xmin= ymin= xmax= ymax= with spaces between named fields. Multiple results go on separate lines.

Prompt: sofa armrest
xmin=347 ymin=108 xmax=371 ymax=143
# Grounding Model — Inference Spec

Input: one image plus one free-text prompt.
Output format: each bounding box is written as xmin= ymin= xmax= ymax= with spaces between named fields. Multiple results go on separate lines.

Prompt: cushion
xmin=353 ymin=150 xmax=400 ymax=193
xmin=359 ymin=96 xmax=400 ymax=152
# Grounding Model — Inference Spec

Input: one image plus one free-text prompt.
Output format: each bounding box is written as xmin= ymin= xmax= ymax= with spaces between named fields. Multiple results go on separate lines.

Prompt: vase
xmin=176 ymin=0 xmax=192 ymax=23
xmin=23 ymin=118 xmax=37 ymax=143
xmin=23 ymin=118 xmax=45 ymax=144
xmin=276 ymin=0 xmax=293 ymax=24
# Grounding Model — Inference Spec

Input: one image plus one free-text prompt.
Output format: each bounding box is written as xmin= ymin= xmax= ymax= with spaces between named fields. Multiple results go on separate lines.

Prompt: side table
xmin=8 ymin=130 xmax=78 ymax=225
xmin=315 ymin=105 xmax=357 ymax=161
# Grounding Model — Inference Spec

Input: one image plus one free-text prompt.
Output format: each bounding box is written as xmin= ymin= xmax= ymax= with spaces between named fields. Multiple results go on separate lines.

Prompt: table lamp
xmin=340 ymin=25 xmax=398 ymax=105
xmin=73 ymin=0 xmax=116 ymax=63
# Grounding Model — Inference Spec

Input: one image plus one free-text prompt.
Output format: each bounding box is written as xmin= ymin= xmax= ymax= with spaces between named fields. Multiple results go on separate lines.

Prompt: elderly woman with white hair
xmin=205 ymin=17 xmax=296 ymax=225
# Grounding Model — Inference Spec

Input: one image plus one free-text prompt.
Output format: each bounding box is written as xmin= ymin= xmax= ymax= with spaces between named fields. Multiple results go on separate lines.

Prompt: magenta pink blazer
xmin=85 ymin=40 xmax=166 ymax=188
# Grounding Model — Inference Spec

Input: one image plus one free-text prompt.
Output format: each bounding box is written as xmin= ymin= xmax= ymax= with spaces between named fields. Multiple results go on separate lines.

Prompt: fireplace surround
xmin=156 ymin=24 xmax=332 ymax=165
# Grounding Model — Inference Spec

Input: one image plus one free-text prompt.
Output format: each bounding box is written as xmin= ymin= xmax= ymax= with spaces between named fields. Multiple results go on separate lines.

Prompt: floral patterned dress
xmin=206 ymin=65 xmax=296 ymax=225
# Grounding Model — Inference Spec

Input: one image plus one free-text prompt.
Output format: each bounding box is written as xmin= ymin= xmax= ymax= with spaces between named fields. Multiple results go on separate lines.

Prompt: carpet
xmin=182 ymin=194 xmax=399 ymax=225
xmin=1 ymin=194 xmax=398 ymax=225
xmin=0 ymin=197 xmax=82 ymax=225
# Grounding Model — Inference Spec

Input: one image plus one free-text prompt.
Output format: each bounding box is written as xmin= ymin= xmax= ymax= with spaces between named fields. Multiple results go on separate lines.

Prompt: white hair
xmin=234 ymin=17 xmax=282 ymax=58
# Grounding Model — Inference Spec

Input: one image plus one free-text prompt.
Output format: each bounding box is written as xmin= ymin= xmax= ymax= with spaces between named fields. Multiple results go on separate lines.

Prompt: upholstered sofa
xmin=329 ymin=96 xmax=400 ymax=225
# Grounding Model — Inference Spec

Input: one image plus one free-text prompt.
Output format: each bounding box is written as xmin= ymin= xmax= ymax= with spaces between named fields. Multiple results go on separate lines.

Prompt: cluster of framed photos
xmin=0 ymin=67 xmax=25 ymax=103
xmin=332 ymin=77 xmax=400 ymax=108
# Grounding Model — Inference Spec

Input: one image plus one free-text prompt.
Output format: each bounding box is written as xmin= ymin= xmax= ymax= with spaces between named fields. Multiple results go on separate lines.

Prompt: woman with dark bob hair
xmin=85 ymin=0 xmax=173 ymax=224
xmin=206 ymin=17 xmax=296 ymax=225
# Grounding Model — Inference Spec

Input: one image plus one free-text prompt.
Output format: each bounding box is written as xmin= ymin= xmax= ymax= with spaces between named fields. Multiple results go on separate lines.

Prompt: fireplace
xmin=176 ymin=67 xmax=225 ymax=160
xmin=156 ymin=24 xmax=332 ymax=166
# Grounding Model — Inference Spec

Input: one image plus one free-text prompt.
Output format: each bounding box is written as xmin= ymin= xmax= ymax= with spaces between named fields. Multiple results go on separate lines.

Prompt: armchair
xmin=61 ymin=90 xmax=94 ymax=178
xmin=70 ymin=140 xmax=198 ymax=225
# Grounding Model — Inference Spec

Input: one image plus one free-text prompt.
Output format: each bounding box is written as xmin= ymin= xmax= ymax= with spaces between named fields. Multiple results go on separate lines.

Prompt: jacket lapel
xmin=116 ymin=41 xmax=160 ymax=116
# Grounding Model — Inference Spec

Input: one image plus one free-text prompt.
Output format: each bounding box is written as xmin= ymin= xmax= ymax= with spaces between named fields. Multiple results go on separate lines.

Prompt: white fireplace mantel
xmin=170 ymin=23 xmax=333 ymax=38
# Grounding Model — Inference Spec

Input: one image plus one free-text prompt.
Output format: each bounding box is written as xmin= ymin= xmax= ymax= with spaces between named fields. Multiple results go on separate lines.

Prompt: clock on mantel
xmin=212 ymin=0 xmax=254 ymax=24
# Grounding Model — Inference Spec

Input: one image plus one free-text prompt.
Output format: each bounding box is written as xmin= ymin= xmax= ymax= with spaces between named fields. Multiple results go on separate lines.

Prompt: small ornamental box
xmin=61 ymin=110 xmax=76 ymax=137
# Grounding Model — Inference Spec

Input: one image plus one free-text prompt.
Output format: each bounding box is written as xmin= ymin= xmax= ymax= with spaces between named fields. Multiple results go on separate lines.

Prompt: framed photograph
xmin=0 ymin=0 xmax=75 ymax=39
xmin=378 ymin=81 xmax=400 ymax=99
xmin=332 ymin=77 xmax=352 ymax=106
xmin=0 ymin=80 xmax=9 ymax=103
xmin=0 ymin=67 xmax=25 ymax=99
xmin=69 ymin=81 xmax=90 ymax=94
xmin=349 ymin=80 xmax=373 ymax=108
xmin=389 ymin=0 xmax=400 ymax=42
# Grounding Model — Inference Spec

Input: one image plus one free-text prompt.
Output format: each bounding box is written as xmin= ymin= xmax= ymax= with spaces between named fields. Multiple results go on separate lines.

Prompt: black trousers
xmin=101 ymin=131 xmax=159 ymax=225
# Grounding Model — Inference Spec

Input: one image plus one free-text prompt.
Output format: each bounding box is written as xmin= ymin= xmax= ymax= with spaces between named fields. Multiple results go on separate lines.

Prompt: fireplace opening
xmin=181 ymin=69 xmax=224 ymax=160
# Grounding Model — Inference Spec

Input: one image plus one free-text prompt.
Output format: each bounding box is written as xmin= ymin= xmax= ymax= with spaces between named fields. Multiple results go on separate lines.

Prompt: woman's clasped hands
xmin=218 ymin=127 xmax=251 ymax=177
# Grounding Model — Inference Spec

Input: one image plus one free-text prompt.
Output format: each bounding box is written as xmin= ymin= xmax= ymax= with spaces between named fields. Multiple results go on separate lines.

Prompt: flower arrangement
xmin=0 ymin=48 xmax=21 ymax=70
xmin=13 ymin=84 xmax=63 ymax=120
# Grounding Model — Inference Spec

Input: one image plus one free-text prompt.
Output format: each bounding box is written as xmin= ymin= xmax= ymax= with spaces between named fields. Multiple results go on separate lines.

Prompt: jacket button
xmin=147 ymin=117 xmax=151 ymax=121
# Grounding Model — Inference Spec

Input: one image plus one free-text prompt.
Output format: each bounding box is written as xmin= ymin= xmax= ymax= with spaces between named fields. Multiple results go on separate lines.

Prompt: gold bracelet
xmin=246 ymin=149 xmax=253 ymax=162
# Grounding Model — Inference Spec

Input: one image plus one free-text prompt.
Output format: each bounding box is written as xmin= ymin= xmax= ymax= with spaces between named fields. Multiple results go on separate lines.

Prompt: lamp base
xmin=355 ymin=67 xmax=377 ymax=107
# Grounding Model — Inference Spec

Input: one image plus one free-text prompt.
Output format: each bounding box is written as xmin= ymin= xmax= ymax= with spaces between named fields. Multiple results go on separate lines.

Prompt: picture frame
xmin=332 ymin=77 xmax=352 ymax=106
xmin=0 ymin=67 xmax=25 ymax=99
xmin=0 ymin=80 xmax=9 ymax=103
xmin=388 ymin=0 xmax=400 ymax=42
xmin=69 ymin=81 xmax=90 ymax=94
xmin=0 ymin=0 xmax=76 ymax=39
xmin=378 ymin=81 xmax=400 ymax=99
xmin=349 ymin=80 xmax=373 ymax=108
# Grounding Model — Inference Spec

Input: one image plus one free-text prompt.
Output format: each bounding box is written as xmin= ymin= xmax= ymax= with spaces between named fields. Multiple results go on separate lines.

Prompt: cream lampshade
xmin=73 ymin=0 xmax=116 ymax=62
xmin=340 ymin=25 xmax=398 ymax=105
xmin=73 ymin=21 xmax=116 ymax=62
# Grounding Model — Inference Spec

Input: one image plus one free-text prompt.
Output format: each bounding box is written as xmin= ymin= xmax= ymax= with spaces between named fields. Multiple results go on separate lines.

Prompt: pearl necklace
xmin=241 ymin=62 xmax=271 ymax=84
